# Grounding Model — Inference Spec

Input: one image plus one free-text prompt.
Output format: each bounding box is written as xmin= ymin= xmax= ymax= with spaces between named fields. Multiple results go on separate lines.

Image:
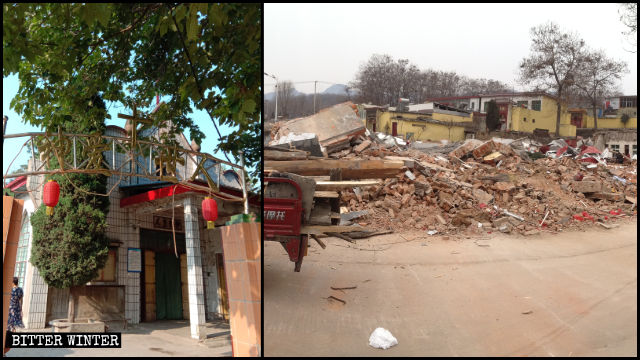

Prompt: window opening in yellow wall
xmin=531 ymin=100 xmax=541 ymax=111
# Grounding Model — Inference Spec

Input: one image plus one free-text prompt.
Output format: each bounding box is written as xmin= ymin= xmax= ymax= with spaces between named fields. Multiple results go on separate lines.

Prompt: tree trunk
xmin=593 ymin=104 xmax=598 ymax=130
xmin=67 ymin=286 xmax=77 ymax=323
xmin=556 ymin=101 xmax=562 ymax=136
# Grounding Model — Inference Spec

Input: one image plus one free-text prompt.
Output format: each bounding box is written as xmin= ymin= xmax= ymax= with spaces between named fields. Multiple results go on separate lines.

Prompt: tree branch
xmin=170 ymin=6 xmax=233 ymax=163
xmin=78 ymin=4 xmax=162 ymax=67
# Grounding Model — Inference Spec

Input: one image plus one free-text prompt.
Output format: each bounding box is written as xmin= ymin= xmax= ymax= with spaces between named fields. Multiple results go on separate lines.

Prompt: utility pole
xmin=314 ymin=81 xmax=317 ymax=114
xmin=265 ymin=72 xmax=278 ymax=121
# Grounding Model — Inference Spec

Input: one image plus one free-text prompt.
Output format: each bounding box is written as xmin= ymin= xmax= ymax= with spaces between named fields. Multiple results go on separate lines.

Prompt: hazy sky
xmin=265 ymin=3 xmax=637 ymax=95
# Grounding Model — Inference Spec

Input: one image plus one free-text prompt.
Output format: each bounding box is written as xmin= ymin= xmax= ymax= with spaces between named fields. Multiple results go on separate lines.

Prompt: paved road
xmin=5 ymin=320 xmax=232 ymax=357
xmin=264 ymin=221 xmax=637 ymax=357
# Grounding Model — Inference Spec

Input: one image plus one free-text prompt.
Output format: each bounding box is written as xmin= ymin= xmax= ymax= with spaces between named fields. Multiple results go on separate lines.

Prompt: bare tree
xmin=351 ymin=54 xmax=389 ymax=105
xmin=351 ymin=54 xmax=422 ymax=106
xmin=575 ymin=49 xmax=628 ymax=129
xmin=264 ymin=100 xmax=275 ymax=121
xmin=352 ymin=54 xmax=512 ymax=106
xmin=619 ymin=3 xmax=637 ymax=52
xmin=277 ymin=80 xmax=295 ymax=119
xmin=519 ymin=22 xmax=586 ymax=134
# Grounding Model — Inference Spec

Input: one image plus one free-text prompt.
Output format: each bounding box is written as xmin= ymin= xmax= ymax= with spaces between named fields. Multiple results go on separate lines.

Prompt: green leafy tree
xmin=486 ymin=100 xmax=501 ymax=131
xmin=3 ymin=3 xmax=261 ymax=181
xmin=29 ymin=101 xmax=110 ymax=323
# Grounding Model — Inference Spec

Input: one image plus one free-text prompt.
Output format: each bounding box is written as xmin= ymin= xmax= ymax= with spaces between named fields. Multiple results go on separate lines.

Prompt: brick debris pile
xmin=336 ymin=138 xmax=636 ymax=236
xmin=265 ymin=102 xmax=637 ymax=237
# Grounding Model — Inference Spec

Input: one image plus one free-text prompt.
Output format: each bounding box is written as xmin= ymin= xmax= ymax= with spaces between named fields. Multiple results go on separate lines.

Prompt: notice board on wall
xmin=127 ymin=247 xmax=141 ymax=273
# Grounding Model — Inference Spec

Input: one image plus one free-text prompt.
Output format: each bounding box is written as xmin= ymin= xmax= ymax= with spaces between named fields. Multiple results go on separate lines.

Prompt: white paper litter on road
xmin=368 ymin=327 xmax=398 ymax=349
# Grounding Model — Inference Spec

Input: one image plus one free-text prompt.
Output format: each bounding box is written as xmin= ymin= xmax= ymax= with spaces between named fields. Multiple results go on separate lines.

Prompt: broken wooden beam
xmin=265 ymin=159 xmax=405 ymax=179
xmin=343 ymin=230 xmax=393 ymax=239
xmin=310 ymin=234 xmax=327 ymax=249
xmin=313 ymin=190 xmax=340 ymax=198
xmin=339 ymin=210 xmax=370 ymax=225
xmin=353 ymin=139 xmax=372 ymax=153
xmin=315 ymin=180 xmax=381 ymax=191
xmin=300 ymin=225 xmax=366 ymax=235
xmin=384 ymin=156 xmax=415 ymax=168
xmin=264 ymin=149 xmax=309 ymax=161
xmin=326 ymin=232 xmax=355 ymax=243
xmin=418 ymin=161 xmax=453 ymax=173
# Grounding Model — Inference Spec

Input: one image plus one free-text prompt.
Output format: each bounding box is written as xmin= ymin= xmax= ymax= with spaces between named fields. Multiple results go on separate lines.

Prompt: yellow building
xmin=570 ymin=109 xmax=637 ymax=130
xmin=368 ymin=93 xmax=636 ymax=141
xmin=503 ymin=93 xmax=576 ymax=136
xmin=429 ymin=92 xmax=576 ymax=136
xmin=373 ymin=103 xmax=474 ymax=142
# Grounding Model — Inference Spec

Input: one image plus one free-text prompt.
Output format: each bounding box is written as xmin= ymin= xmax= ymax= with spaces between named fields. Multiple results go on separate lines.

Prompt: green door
xmin=155 ymin=252 xmax=183 ymax=320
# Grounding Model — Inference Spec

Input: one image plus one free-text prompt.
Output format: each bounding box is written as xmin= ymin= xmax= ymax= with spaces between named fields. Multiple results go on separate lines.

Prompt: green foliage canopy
xmin=3 ymin=3 xmax=262 ymax=180
xmin=29 ymin=115 xmax=111 ymax=289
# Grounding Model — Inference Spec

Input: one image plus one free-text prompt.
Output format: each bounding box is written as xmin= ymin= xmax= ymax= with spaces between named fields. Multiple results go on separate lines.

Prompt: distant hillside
xmin=264 ymin=84 xmax=359 ymax=101
xmin=264 ymin=88 xmax=305 ymax=101
xmin=322 ymin=84 xmax=359 ymax=97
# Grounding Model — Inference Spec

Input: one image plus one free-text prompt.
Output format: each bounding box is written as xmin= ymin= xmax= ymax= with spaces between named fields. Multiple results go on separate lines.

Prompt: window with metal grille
xmin=620 ymin=97 xmax=636 ymax=108
xmin=531 ymin=100 xmax=541 ymax=111
xmin=13 ymin=214 xmax=30 ymax=288
xmin=517 ymin=100 xmax=528 ymax=108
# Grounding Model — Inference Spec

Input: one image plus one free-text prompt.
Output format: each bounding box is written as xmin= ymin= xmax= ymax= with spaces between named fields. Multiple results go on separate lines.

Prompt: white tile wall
xmin=24 ymin=159 xmax=49 ymax=328
xmin=201 ymin=228 xmax=222 ymax=319
xmin=23 ymin=140 xmax=216 ymax=328
xmin=184 ymin=196 xmax=207 ymax=340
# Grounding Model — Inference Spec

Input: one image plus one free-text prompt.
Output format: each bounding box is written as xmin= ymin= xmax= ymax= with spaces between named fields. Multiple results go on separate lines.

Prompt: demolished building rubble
xmin=266 ymin=103 xmax=637 ymax=238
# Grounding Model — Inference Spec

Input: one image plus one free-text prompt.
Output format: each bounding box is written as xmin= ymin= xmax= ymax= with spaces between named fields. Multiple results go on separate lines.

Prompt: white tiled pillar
xmin=124 ymin=211 xmax=140 ymax=324
xmin=24 ymin=158 xmax=49 ymax=328
xmin=117 ymin=208 xmax=140 ymax=324
xmin=184 ymin=196 xmax=207 ymax=340
xmin=23 ymin=264 xmax=49 ymax=328
xmin=203 ymin=229 xmax=220 ymax=320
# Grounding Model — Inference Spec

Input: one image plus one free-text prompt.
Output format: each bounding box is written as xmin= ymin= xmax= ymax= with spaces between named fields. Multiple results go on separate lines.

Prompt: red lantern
xmin=43 ymin=180 xmax=60 ymax=216
xmin=202 ymin=196 xmax=218 ymax=229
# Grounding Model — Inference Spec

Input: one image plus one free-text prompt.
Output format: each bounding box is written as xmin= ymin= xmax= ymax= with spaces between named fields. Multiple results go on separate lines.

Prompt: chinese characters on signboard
xmin=153 ymin=215 xmax=183 ymax=231
xmin=264 ymin=210 xmax=286 ymax=221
